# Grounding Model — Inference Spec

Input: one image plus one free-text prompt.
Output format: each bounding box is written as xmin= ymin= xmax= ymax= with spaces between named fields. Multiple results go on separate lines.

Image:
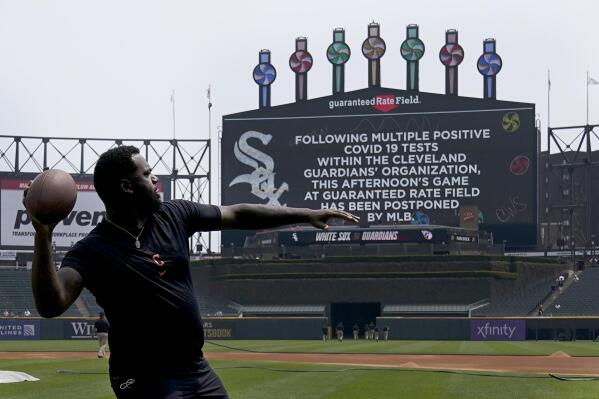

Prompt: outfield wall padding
xmin=0 ymin=317 xmax=328 ymax=340
xmin=376 ymin=317 xmax=470 ymax=340
xmin=4 ymin=316 xmax=599 ymax=341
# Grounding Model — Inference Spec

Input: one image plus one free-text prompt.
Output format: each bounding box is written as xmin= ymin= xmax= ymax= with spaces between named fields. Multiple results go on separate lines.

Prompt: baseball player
xmin=28 ymin=146 xmax=359 ymax=398
xmin=94 ymin=312 xmax=109 ymax=358
xmin=321 ymin=324 xmax=329 ymax=342
xmin=336 ymin=322 xmax=344 ymax=342
xmin=383 ymin=325 xmax=390 ymax=341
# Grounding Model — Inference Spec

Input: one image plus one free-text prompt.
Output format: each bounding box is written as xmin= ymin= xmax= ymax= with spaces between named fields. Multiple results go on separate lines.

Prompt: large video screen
xmin=222 ymin=88 xmax=537 ymax=247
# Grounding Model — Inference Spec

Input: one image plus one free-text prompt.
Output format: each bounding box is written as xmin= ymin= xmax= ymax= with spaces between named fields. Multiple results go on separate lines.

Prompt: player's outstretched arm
xmin=30 ymin=217 xmax=83 ymax=318
xmin=218 ymin=204 xmax=359 ymax=230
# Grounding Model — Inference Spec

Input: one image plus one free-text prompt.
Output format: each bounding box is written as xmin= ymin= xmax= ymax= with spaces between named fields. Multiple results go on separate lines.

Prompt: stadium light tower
xmin=327 ymin=28 xmax=351 ymax=95
xmin=439 ymin=29 xmax=464 ymax=96
xmin=253 ymin=50 xmax=277 ymax=108
xmin=362 ymin=22 xmax=386 ymax=87
xmin=289 ymin=37 xmax=313 ymax=102
xmin=400 ymin=24 xmax=425 ymax=91
xmin=477 ymin=38 xmax=502 ymax=99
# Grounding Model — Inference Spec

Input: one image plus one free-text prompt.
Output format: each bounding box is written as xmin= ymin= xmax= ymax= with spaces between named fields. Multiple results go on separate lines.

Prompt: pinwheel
xmin=401 ymin=38 xmax=425 ymax=61
xmin=477 ymin=53 xmax=502 ymax=76
xmin=327 ymin=42 xmax=351 ymax=65
xmin=253 ymin=63 xmax=277 ymax=86
xmin=439 ymin=43 xmax=464 ymax=67
xmin=289 ymin=50 xmax=313 ymax=73
xmin=361 ymin=37 xmax=386 ymax=60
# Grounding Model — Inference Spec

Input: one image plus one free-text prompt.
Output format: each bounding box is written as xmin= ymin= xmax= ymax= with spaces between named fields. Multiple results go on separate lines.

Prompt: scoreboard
xmin=222 ymin=87 xmax=537 ymax=247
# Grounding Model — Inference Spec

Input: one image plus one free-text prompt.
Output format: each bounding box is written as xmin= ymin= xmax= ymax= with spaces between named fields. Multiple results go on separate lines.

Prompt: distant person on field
xmin=364 ymin=323 xmax=370 ymax=340
xmin=27 ymin=145 xmax=359 ymax=399
xmin=383 ymin=325 xmax=389 ymax=341
xmin=321 ymin=324 xmax=328 ymax=342
xmin=558 ymin=275 xmax=565 ymax=292
xmin=94 ymin=312 xmax=109 ymax=358
xmin=336 ymin=322 xmax=344 ymax=342
xmin=374 ymin=325 xmax=380 ymax=341
xmin=352 ymin=323 xmax=359 ymax=340
xmin=368 ymin=322 xmax=375 ymax=340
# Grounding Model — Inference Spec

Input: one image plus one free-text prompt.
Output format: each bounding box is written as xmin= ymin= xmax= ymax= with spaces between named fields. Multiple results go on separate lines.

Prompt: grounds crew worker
xmin=28 ymin=146 xmax=359 ymax=399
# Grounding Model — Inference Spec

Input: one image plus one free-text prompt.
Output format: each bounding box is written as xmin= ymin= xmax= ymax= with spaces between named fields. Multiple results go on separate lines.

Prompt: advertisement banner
xmin=0 ymin=175 xmax=168 ymax=249
xmin=276 ymin=228 xmax=449 ymax=245
xmin=63 ymin=319 xmax=96 ymax=339
xmin=200 ymin=318 xmax=325 ymax=339
xmin=449 ymin=233 xmax=478 ymax=243
xmin=202 ymin=320 xmax=234 ymax=339
xmin=460 ymin=206 xmax=479 ymax=230
xmin=470 ymin=319 xmax=525 ymax=341
xmin=0 ymin=319 xmax=40 ymax=340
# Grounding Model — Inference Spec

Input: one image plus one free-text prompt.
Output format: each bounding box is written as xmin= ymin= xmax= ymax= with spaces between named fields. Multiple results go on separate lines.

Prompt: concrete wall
xmin=193 ymin=256 xmax=564 ymax=306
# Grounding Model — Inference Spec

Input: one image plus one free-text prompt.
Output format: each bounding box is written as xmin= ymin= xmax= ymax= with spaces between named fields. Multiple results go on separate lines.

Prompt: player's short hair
xmin=94 ymin=146 xmax=140 ymax=203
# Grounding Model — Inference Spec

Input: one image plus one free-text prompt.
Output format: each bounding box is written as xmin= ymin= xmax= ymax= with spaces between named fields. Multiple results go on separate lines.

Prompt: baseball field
xmin=2 ymin=340 xmax=599 ymax=398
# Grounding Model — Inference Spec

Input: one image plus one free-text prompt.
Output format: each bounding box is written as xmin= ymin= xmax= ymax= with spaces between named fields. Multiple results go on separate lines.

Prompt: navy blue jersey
xmin=94 ymin=319 xmax=109 ymax=333
xmin=61 ymin=200 xmax=221 ymax=376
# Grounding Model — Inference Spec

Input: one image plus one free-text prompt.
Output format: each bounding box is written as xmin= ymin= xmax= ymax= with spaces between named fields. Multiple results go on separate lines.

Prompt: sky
xmin=0 ymin=0 xmax=597 ymax=192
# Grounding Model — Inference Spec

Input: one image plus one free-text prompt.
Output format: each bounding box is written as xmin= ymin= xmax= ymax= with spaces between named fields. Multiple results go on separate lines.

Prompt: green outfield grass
xmin=201 ymin=339 xmax=599 ymax=357
xmin=1 ymin=340 xmax=599 ymax=399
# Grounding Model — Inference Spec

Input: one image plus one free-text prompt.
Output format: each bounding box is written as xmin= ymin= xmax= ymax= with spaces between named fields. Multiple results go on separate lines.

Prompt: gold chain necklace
xmin=105 ymin=217 xmax=146 ymax=249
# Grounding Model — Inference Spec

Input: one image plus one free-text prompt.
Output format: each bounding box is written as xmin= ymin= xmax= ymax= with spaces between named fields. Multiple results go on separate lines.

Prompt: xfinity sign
xmin=470 ymin=319 xmax=525 ymax=341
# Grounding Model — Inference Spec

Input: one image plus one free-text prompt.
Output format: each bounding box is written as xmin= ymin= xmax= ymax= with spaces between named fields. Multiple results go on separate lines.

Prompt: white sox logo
xmin=152 ymin=254 xmax=166 ymax=277
xmin=229 ymin=130 xmax=288 ymax=206
xmin=421 ymin=230 xmax=433 ymax=241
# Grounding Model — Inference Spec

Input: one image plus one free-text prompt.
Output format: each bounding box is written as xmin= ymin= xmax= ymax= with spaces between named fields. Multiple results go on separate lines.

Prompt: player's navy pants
xmin=110 ymin=358 xmax=228 ymax=399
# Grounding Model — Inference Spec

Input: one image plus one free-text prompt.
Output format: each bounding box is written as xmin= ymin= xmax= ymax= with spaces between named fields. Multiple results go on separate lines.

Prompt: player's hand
xmin=22 ymin=184 xmax=57 ymax=235
xmin=308 ymin=209 xmax=360 ymax=230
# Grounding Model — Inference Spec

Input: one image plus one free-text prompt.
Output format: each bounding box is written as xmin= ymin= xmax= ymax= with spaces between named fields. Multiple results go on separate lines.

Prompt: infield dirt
xmin=1 ymin=351 xmax=598 ymax=377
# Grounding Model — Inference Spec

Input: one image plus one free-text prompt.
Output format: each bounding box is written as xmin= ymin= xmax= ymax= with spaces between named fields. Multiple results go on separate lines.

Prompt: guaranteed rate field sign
xmin=222 ymin=87 xmax=537 ymax=247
